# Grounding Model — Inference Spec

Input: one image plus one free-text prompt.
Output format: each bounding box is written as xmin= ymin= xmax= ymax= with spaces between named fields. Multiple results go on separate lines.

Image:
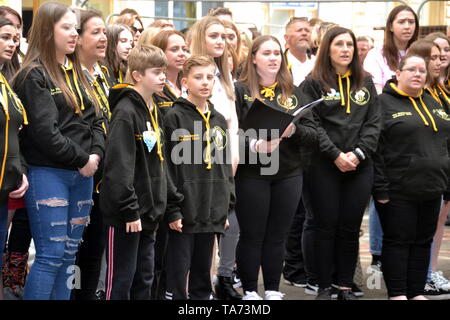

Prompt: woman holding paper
xmin=234 ymin=35 xmax=317 ymax=300
xmin=299 ymin=27 xmax=381 ymax=300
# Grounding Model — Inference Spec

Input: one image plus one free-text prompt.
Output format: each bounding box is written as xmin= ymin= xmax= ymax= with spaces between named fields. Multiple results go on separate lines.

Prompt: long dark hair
xmin=310 ymin=27 xmax=366 ymax=92
xmin=0 ymin=6 xmax=22 ymax=80
xmin=383 ymin=5 xmax=419 ymax=72
xmin=104 ymin=24 xmax=132 ymax=80
xmin=0 ymin=17 xmax=17 ymax=81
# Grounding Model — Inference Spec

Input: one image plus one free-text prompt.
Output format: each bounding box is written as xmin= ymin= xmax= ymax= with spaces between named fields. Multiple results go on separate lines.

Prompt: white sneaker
xmin=264 ymin=290 xmax=285 ymax=300
xmin=431 ymin=271 xmax=450 ymax=291
xmin=242 ymin=291 xmax=263 ymax=300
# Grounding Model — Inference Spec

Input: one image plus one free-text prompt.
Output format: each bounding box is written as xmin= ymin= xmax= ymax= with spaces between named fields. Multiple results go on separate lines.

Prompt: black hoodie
xmin=299 ymin=74 xmax=381 ymax=165
xmin=373 ymin=79 xmax=450 ymax=201
xmin=234 ymin=82 xmax=317 ymax=179
xmin=100 ymin=84 xmax=183 ymax=233
xmin=153 ymin=83 xmax=179 ymax=116
xmin=14 ymin=63 xmax=105 ymax=171
xmin=163 ymin=97 xmax=234 ymax=234
xmin=0 ymin=73 xmax=27 ymax=205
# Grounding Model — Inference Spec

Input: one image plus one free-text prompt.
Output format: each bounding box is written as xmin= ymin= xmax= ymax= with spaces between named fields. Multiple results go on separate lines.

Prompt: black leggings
xmin=375 ymin=198 xmax=440 ymax=298
xmin=235 ymin=175 xmax=302 ymax=292
xmin=303 ymin=163 xmax=372 ymax=289
xmin=7 ymin=207 xmax=32 ymax=253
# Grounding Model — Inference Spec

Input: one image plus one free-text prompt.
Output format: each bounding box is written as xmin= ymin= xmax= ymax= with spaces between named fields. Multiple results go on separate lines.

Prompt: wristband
xmin=250 ymin=139 xmax=258 ymax=153
xmin=354 ymin=148 xmax=366 ymax=161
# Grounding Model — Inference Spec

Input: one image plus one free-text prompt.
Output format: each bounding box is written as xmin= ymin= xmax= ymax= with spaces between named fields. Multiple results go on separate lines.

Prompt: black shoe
xmin=337 ymin=289 xmax=358 ymax=300
xmin=95 ymin=290 xmax=106 ymax=300
xmin=330 ymin=284 xmax=339 ymax=299
xmin=214 ymin=276 xmax=243 ymax=300
xmin=231 ymin=268 xmax=242 ymax=288
xmin=370 ymin=257 xmax=382 ymax=273
xmin=315 ymin=287 xmax=332 ymax=300
xmin=351 ymin=283 xmax=364 ymax=297
xmin=284 ymin=276 xmax=307 ymax=288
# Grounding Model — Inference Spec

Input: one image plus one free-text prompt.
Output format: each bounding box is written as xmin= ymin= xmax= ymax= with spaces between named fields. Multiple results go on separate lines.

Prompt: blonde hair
xmin=189 ymin=16 xmax=234 ymax=100
xmin=126 ymin=45 xmax=168 ymax=84
xmin=136 ymin=27 xmax=163 ymax=47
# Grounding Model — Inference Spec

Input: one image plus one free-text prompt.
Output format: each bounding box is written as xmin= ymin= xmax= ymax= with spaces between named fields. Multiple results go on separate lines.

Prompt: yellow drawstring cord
xmin=260 ymin=82 xmax=278 ymax=101
xmin=196 ymin=106 xmax=212 ymax=170
xmin=146 ymin=98 xmax=164 ymax=162
xmin=337 ymin=70 xmax=352 ymax=114
xmin=61 ymin=60 xmax=85 ymax=112
xmin=427 ymin=87 xmax=443 ymax=107
xmin=437 ymin=84 xmax=450 ymax=104
xmin=390 ymin=83 xmax=438 ymax=132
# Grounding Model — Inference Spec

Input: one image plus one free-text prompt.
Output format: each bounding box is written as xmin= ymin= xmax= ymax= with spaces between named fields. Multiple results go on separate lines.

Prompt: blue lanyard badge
xmin=143 ymin=121 xmax=157 ymax=153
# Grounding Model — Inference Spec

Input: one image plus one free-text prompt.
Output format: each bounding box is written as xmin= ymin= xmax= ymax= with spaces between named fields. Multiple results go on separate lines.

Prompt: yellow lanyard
xmin=62 ymin=60 xmax=85 ymax=112
xmin=0 ymin=73 xmax=27 ymax=124
xmin=145 ymin=98 xmax=163 ymax=162
xmin=118 ymin=70 xmax=123 ymax=84
xmin=196 ymin=106 xmax=212 ymax=170
xmin=92 ymin=78 xmax=111 ymax=119
xmin=337 ymin=70 xmax=352 ymax=114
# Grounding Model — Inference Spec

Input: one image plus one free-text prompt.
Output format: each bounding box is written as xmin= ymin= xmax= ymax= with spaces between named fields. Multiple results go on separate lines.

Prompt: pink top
xmin=363 ymin=47 xmax=406 ymax=93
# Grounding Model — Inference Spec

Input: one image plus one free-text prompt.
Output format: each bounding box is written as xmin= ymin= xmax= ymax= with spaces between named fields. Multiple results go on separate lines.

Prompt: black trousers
xmin=303 ymin=163 xmax=372 ymax=289
xmin=105 ymin=225 xmax=156 ymax=300
xmin=7 ymin=207 xmax=32 ymax=252
xmin=72 ymin=192 xmax=106 ymax=300
xmin=151 ymin=222 xmax=169 ymax=300
xmin=301 ymin=194 xmax=318 ymax=284
xmin=282 ymin=197 xmax=306 ymax=283
xmin=165 ymin=231 xmax=215 ymax=300
xmin=375 ymin=198 xmax=440 ymax=298
xmin=235 ymin=175 xmax=302 ymax=292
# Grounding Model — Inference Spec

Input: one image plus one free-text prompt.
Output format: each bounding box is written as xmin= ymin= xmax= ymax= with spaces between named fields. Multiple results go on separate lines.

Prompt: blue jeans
xmin=0 ymin=205 xmax=8 ymax=270
xmin=23 ymin=166 xmax=93 ymax=300
xmin=369 ymin=200 xmax=383 ymax=256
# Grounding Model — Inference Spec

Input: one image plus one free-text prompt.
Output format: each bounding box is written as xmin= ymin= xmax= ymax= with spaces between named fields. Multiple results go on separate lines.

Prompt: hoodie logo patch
xmin=433 ymin=109 xmax=450 ymax=121
xmin=50 ymin=88 xmax=62 ymax=96
xmin=392 ymin=112 xmax=412 ymax=119
xmin=211 ymin=126 xmax=227 ymax=150
xmin=276 ymin=94 xmax=298 ymax=111
xmin=350 ymin=88 xmax=370 ymax=106
xmin=323 ymin=88 xmax=341 ymax=101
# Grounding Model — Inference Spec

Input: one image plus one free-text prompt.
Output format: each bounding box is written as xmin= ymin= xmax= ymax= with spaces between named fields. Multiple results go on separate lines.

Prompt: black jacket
xmin=153 ymin=83 xmax=179 ymax=116
xmin=299 ymin=74 xmax=381 ymax=166
xmin=100 ymin=84 xmax=183 ymax=233
xmin=0 ymin=74 xmax=27 ymax=205
xmin=234 ymin=82 xmax=317 ymax=179
xmin=14 ymin=64 xmax=105 ymax=171
xmin=373 ymin=80 xmax=450 ymax=201
xmin=164 ymin=97 xmax=234 ymax=234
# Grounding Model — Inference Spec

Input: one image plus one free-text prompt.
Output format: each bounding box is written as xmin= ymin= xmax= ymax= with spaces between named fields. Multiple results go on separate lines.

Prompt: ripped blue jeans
xmin=24 ymin=166 xmax=93 ymax=300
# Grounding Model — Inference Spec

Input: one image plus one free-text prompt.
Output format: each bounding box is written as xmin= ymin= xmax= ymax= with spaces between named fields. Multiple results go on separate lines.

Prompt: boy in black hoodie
xmin=164 ymin=55 xmax=234 ymax=300
xmin=99 ymin=45 xmax=183 ymax=300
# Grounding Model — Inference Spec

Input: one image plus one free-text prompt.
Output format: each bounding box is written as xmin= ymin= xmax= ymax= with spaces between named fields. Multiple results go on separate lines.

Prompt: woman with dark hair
xmin=373 ymin=54 xmax=450 ymax=300
xmin=71 ymin=9 xmax=112 ymax=300
xmin=0 ymin=6 xmax=23 ymax=80
xmin=12 ymin=2 xmax=105 ymax=300
xmin=363 ymin=5 xmax=419 ymax=274
xmin=0 ymin=7 xmax=32 ymax=300
xmin=299 ymin=26 xmax=381 ymax=300
xmin=235 ymin=35 xmax=317 ymax=300
xmin=0 ymin=16 xmax=28 ymax=300
xmin=104 ymin=24 xmax=133 ymax=84
xmin=407 ymin=39 xmax=450 ymax=295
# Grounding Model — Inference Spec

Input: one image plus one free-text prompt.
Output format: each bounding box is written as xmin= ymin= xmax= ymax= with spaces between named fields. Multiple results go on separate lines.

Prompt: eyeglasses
xmin=130 ymin=26 xmax=144 ymax=34
xmin=401 ymin=68 xmax=427 ymax=75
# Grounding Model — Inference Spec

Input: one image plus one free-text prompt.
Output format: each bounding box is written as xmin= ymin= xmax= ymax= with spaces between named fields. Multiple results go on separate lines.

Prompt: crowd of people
xmin=0 ymin=2 xmax=450 ymax=301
